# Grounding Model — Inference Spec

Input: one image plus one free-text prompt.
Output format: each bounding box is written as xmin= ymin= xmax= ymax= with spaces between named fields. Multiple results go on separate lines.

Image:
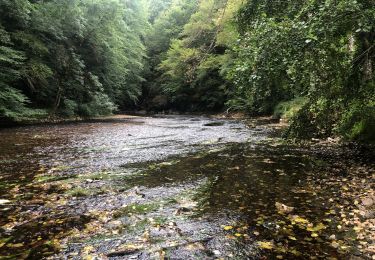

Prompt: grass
xmin=113 ymin=203 xmax=160 ymax=218
xmin=35 ymin=174 xmax=76 ymax=184
xmin=273 ymin=97 xmax=307 ymax=121
xmin=66 ymin=187 xmax=91 ymax=197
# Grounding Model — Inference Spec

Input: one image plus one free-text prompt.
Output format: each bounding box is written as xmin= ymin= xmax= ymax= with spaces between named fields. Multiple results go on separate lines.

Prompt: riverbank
xmin=0 ymin=114 xmax=143 ymax=128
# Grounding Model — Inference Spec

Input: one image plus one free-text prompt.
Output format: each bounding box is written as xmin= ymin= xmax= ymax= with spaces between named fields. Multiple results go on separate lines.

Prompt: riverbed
xmin=0 ymin=115 xmax=373 ymax=259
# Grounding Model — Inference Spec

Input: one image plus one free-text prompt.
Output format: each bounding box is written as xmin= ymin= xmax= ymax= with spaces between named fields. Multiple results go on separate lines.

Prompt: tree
xmin=0 ymin=0 xmax=150 ymax=121
xmin=157 ymin=0 xmax=244 ymax=111
xmin=228 ymin=0 xmax=375 ymax=142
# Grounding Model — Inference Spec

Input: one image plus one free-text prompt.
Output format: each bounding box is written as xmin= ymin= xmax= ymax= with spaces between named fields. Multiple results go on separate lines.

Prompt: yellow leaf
xmin=235 ymin=233 xmax=242 ymax=237
xmin=307 ymin=223 xmax=326 ymax=232
xmin=290 ymin=249 xmax=301 ymax=256
xmin=7 ymin=243 xmax=23 ymax=248
xmin=83 ymin=245 xmax=95 ymax=254
xmin=293 ymin=216 xmax=309 ymax=224
xmin=353 ymin=226 xmax=362 ymax=232
xmin=288 ymin=236 xmax=297 ymax=241
xmin=258 ymin=241 xmax=274 ymax=250
xmin=223 ymin=226 xmax=233 ymax=231
xmin=311 ymin=233 xmax=319 ymax=238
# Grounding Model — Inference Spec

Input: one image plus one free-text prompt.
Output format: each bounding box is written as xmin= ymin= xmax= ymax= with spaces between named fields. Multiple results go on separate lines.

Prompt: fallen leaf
xmin=223 ymin=225 xmax=233 ymax=231
xmin=7 ymin=243 xmax=23 ymax=248
xmin=258 ymin=241 xmax=274 ymax=250
xmin=292 ymin=216 xmax=309 ymax=224
xmin=306 ymin=223 xmax=326 ymax=232
xmin=185 ymin=242 xmax=205 ymax=251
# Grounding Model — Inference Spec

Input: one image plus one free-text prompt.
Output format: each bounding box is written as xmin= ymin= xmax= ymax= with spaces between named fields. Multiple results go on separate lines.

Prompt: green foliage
xmin=0 ymin=25 xmax=34 ymax=120
xmin=274 ymin=97 xmax=307 ymax=121
xmin=337 ymin=91 xmax=375 ymax=143
xmin=228 ymin=0 xmax=375 ymax=142
xmin=0 ymin=0 xmax=149 ymax=122
xmin=155 ymin=0 xmax=244 ymax=111
xmin=142 ymin=0 xmax=199 ymax=110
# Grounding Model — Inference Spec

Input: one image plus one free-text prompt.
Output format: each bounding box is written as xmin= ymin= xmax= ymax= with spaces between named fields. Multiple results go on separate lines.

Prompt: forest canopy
xmin=0 ymin=0 xmax=374 ymax=142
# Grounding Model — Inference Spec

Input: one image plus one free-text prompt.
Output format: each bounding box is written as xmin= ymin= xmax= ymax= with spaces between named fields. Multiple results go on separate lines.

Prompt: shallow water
xmin=0 ymin=115 xmax=373 ymax=259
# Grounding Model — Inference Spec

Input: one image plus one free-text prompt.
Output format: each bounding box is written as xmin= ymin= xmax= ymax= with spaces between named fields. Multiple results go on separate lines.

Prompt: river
xmin=0 ymin=115 xmax=373 ymax=259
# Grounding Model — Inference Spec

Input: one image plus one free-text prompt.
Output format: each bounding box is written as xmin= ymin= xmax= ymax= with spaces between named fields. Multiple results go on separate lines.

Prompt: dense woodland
xmin=0 ymin=0 xmax=374 ymax=142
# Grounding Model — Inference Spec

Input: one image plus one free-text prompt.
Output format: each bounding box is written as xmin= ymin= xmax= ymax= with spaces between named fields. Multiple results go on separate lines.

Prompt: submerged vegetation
xmin=0 ymin=0 xmax=374 ymax=142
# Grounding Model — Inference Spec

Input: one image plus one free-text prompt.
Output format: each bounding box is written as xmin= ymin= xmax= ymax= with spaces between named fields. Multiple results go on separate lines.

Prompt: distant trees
xmin=1 ymin=0 xmax=373 ymax=142
xmin=0 ymin=0 xmax=149 ymax=121
xmin=156 ymin=0 xmax=244 ymax=111
xmin=142 ymin=0 xmax=199 ymax=110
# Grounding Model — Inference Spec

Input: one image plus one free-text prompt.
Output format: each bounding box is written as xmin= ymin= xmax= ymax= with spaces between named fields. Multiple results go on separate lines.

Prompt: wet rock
xmin=361 ymin=197 xmax=374 ymax=207
xmin=106 ymin=248 xmax=140 ymax=257
xmin=106 ymin=220 xmax=122 ymax=229
xmin=361 ymin=210 xmax=374 ymax=219
xmin=275 ymin=202 xmax=294 ymax=214
xmin=204 ymin=122 xmax=225 ymax=127
xmin=0 ymin=199 xmax=11 ymax=205
xmin=174 ymin=207 xmax=191 ymax=215
xmin=184 ymin=242 xmax=205 ymax=251
xmin=213 ymin=249 xmax=221 ymax=256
